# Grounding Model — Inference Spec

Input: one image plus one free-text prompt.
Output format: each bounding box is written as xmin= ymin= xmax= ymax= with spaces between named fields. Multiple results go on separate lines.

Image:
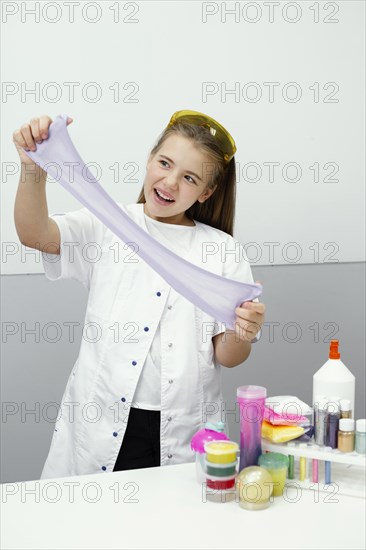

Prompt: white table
xmin=1 ymin=463 xmax=365 ymax=549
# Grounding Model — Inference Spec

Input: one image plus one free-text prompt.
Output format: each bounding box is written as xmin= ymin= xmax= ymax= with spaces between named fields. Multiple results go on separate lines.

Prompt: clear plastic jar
xmin=355 ymin=419 xmax=366 ymax=455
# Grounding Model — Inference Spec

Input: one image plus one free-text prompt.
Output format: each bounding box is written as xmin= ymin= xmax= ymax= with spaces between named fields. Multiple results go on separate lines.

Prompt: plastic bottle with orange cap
xmin=313 ymin=339 xmax=355 ymax=415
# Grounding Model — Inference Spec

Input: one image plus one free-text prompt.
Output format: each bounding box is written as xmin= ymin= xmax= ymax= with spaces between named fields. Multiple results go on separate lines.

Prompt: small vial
xmin=314 ymin=397 xmax=328 ymax=446
xmin=339 ymin=399 xmax=352 ymax=419
xmin=337 ymin=418 xmax=355 ymax=452
xmin=299 ymin=443 xmax=308 ymax=481
xmin=323 ymin=447 xmax=332 ymax=485
xmin=355 ymin=419 xmax=366 ymax=455
xmin=287 ymin=442 xmax=295 ymax=479
xmin=311 ymin=445 xmax=320 ymax=483
xmin=326 ymin=402 xmax=340 ymax=449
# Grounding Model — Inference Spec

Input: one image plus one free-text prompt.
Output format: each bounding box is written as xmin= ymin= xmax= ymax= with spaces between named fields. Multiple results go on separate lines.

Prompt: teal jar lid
xmin=258 ymin=452 xmax=289 ymax=469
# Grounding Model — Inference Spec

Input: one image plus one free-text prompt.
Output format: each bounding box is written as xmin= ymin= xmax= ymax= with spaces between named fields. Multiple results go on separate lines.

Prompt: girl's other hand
xmin=235 ymin=281 xmax=265 ymax=342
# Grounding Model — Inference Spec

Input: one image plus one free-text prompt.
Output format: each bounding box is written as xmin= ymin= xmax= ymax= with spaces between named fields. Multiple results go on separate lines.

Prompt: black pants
xmin=113 ymin=407 xmax=161 ymax=471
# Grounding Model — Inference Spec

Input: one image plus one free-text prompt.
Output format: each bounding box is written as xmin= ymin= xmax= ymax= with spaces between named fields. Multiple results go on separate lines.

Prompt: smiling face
xmin=143 ymin=134 xmax=217 ymax=225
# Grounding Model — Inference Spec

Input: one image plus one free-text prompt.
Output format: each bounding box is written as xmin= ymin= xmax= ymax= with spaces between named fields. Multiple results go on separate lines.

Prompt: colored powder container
xmin=204 ymin=441 xmax=239 ymax=464
xmin=325 ymin=401 xmax=340 ymax=449
xmin=337 ymin=418 xmax=355 ymax=452
xmin=314 ymin=396 xmax=329 ymax=446
xmin=237 ymin=466 xmax=273 ymax=511
xmin=205 ymin=459 xmax=237 ymax=477
xmin=190 ymin=422 xmax=229 ymax=483
xmin=206 ymin=474 xmax=236 ymax=490
xmin=258 ymin=452 xmax=289 ymax=496
xmin=355 ymin=419 xmax=366 ymax=455
xmin=339 ymin=399 xmax=352 ymax=419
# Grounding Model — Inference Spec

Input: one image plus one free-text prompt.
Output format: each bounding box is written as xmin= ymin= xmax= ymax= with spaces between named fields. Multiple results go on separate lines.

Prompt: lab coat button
xmin=101 ymin=466 xmax=107 ymax=471
xmin=113 ymin=432 xmax=118 ymax=437
xmin=121 ymin=397 xmax=126 ymax=402
xmin=167 ymin=305 xmax=172 ymax=310
xmin=144 ymin=327 xmax=149 ymax=332
xmin=132 ymin=361 xmax=137 ymax=366
xmin=168 ymin=343 xmax=173 ymax=347
xmin=168 ymin=454 xmax=173 ymax=459
xmin=156 ymin=292 xmax=161 ymax=296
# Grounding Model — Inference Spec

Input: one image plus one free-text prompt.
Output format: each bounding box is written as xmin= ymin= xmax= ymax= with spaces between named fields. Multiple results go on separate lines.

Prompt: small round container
xmin=205 ymin=473 xmax=236 ymax=490
xmin=237 ymin=466 xmax=273 ymax=510
xmin=338 ymin=418 xmax=355 ymax=452
xmin=205 ymin=458 xmax=237 ymax=477
xmin=339 ymin=399 xmax=352 ymax=419
xmin=204 ymin=441 xmax=239 ymax=464
xmin=258 ymin=452 xmax=289 ymax=496
xmin=355 ymin=419 xmax=366 ymax=455
xmin=191 ymin=422 xmax=229 ymax=483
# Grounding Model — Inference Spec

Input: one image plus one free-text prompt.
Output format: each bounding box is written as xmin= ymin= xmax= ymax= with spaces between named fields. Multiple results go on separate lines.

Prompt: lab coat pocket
xmin=199 ymin=347 xmax=216 ymax=396
xmin=198 ymin=345 xmax=214 ymax=366
xmin=196 ymin=307 xmax=223 ymax=409
xmin=197 ymin=309 xmax=216 ymax=369
xmin=198 ymin=346 xmax=223 ymax=422
xmin=76 ymin=311 xmax=111 ymax=402
xmin=51 ymin=357 xmax=80 ymax=436
xmin=196 ymin=307 xmax=222 ymax=351
xmin=87 ymin=246 xmax=136 ymax=322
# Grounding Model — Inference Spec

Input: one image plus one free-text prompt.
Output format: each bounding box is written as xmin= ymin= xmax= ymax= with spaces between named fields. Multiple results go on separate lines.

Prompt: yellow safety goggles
xmin=166 ymin=110 xmax=237 ymax=163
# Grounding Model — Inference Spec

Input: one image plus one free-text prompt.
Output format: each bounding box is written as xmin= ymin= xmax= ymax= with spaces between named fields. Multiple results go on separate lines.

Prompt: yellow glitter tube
xmin=299 ymin=456 xmax=306 ymax=481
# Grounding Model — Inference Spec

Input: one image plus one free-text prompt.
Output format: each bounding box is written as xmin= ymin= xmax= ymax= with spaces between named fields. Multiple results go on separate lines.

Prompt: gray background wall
xmin=2 ymin=262 xmax=365 ymax=483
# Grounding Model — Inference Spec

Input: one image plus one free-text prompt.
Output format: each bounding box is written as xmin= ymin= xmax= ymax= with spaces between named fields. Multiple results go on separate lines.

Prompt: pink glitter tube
xmin=312 ymin=458 xmax=319 ymax=483
xmin=237 ymin=385 xmax=267 ymax=471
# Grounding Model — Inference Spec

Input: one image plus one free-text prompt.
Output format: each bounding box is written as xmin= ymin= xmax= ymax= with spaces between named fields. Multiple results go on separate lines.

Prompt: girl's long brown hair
xmin=135 ymin=122 xmax=237 ymax=236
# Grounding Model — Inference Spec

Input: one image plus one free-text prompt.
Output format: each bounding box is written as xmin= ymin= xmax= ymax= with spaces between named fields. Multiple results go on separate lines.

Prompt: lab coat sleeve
xmin=41 ymin=207 xmax=106 ymax=291
xmin=215 ymin=234 xmax=256 ymax=335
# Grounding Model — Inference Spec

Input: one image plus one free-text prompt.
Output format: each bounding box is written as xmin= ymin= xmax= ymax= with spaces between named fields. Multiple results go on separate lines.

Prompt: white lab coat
xmin=40 ymin=202 xmax=255 ymax=480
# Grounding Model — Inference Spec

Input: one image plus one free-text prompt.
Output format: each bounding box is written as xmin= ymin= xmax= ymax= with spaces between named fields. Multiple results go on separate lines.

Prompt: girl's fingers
xmin=238 ymin=303 xmax=265 ymax=317
xmin=235 ymin=322 xmax=257 ymax=341
xmin=16 ymin=115 xmax=69 ymax=149
xmin=13 ymin=129 xmax=29 ymax=151
xmin=236 ymin=308 xmax=262 ymax=324
xmin=20 ymin=124 xmax=36 ymax=151
xmin=30 ymin=117 xmax=42 ymax=143
xmin=39 ymin=115 xmax=53 ymax=139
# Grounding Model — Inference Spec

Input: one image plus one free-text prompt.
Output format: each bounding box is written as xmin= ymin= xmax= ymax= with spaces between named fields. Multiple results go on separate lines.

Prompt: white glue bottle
xmin=313 ymin=340 xmax=355 ymax=415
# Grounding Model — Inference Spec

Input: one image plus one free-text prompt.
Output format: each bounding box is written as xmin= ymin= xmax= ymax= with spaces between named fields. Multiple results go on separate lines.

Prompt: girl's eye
xmin=158 ymin=160 xmax=196 ymax=184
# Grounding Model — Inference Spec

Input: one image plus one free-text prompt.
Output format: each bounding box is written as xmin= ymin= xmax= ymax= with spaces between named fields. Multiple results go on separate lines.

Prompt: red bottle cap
xmin=329 ymin=340 xmax=340 ymax=359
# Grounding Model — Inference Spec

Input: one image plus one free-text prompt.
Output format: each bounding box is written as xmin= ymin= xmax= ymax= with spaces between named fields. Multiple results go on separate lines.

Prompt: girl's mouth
xmin=153 ymin=188 xmax=175 ymax=205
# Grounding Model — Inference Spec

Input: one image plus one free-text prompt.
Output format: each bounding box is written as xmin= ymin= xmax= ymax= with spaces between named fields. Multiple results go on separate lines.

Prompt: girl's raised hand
xmin=13 ymin=115 xmax=73 ymax=166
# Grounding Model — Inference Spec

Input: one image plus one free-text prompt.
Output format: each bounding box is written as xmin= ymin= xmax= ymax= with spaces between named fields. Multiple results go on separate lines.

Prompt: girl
xmin=13 ymin=110 xmax=265 ymax=479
